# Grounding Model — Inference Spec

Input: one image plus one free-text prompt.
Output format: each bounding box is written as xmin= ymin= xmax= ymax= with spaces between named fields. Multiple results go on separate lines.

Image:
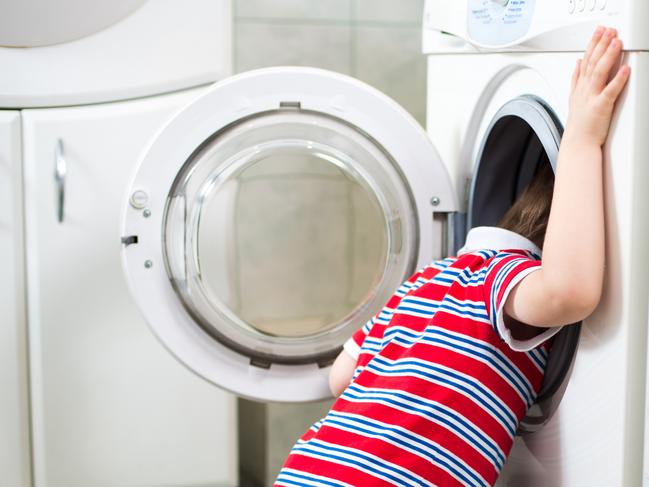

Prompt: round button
xmin=130 ymin=190 xmax=149 ymax=209
xmin=568 ymin=0 xmax=576 ymax=13
xmin=577 ymin=0 xmax=586 ymax=11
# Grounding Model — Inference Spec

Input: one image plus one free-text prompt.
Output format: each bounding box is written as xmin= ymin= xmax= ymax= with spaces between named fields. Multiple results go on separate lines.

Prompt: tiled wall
xmin=233 ymin=0 xmax=426 ymax=124
xmin=234 ymin=2 xmax=426 ymax=485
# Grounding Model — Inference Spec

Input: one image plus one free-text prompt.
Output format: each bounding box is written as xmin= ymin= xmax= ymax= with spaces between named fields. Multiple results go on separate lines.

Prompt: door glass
xmin=163 ymin=109 xmax=418 ymax=364
xmin=197 ymin=143 xmax=387 ymax=338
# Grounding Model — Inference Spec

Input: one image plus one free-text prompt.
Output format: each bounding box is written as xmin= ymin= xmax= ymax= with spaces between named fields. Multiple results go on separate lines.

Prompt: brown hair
xmin=496 ymin=163 xmax=555 ymax=249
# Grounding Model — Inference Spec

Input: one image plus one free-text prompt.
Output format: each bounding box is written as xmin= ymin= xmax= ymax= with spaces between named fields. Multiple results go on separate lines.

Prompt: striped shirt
xmin=276 ymin=227 xmax=562 ymax=487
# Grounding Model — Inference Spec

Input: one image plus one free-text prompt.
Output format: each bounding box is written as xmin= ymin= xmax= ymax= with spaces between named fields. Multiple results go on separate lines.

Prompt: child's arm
xmin=505 ymin=27 xmax=630 ymax=327
xmin=328 ymin=350 xmax=356 ymax=397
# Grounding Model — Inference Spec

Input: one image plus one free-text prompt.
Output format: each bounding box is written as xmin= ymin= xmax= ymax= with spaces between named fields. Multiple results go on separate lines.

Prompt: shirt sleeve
xmin=483 ymin=251 xmax=563 ymax=352
xmin=343 ymin=267 xmax=429 ymax=362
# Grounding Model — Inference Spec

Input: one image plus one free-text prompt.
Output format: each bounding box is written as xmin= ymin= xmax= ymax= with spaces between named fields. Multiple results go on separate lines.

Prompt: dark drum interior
xmin=471 ymin=115 xmax=554 ymax=228
xmin=468 ymin=97 xmax=580 ymax=435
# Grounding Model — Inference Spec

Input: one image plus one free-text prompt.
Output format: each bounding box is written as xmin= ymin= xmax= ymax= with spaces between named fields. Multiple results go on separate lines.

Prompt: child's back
xmin=278 ymin=230 xmax=554 ymax=487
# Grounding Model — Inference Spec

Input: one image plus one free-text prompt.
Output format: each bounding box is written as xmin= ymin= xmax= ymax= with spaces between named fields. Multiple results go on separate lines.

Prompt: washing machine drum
xmin=469 ymin=95 xmax=581 ymax=434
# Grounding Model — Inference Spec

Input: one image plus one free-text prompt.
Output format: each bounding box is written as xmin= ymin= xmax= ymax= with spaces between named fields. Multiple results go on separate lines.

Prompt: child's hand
xmin=566 ymin=26 xmax=630 ymax=146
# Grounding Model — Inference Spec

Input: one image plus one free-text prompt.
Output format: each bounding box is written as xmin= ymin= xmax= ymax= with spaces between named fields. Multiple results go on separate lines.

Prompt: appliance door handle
xmin=54 ymin=139 xmax=66 ymax=223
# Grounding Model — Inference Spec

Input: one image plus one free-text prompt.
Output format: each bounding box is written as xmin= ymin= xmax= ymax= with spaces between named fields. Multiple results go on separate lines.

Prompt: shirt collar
xmin=457 ymin=226 xmax=542 ymax=257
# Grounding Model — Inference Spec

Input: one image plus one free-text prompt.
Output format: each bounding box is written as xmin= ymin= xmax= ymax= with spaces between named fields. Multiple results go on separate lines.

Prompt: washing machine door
xmin=121 ymin=67 xmax=457 ymax=402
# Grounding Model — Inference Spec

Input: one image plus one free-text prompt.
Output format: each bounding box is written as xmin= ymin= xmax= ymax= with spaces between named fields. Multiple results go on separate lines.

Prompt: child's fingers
xmin=571 ymin=59 xmax=581 ymax=91
xmin=587 ymin=28 xmax=615 ymax=75
xmin=592 ymin=39 xmax=623 ymax=88
xmin=581 ymin=26 xmax=606 ymax=75
xmin=602 ymin=65 xmax=631 ymax=102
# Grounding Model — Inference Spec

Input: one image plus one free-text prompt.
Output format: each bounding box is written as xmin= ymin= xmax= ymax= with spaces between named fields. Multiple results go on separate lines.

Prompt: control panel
xmin=423 ymin=0 xmax=635 ymax=54
xmin=467 ymin=0 xmax=536 ymax=45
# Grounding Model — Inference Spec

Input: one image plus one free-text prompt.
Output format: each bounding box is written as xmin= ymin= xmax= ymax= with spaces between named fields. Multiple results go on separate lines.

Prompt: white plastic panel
xmin=22 ymin=88 xmax=237 ymax=487
xmin=0 ymin=0 xmax=231 ymax=107
xmin=122 ymin=67 xmax=457 ymax=402
xmin=0 ymin=112 xmax=31 ymax=487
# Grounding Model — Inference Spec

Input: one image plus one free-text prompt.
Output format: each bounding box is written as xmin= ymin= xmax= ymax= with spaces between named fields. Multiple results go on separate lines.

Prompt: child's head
xmin=496 ymin=162 xmax=555 ymax=249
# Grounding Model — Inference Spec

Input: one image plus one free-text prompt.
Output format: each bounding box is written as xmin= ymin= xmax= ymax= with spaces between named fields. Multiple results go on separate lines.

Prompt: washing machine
xmin=423 ymin=0 xmax=649 ymax=485
xmin=1 ymin=1 xmax=237 ymax=486
xmin=121 ymin=3 xmax=649 ymax=487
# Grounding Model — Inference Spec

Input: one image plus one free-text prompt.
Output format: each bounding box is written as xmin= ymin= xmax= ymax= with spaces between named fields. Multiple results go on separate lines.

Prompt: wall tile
xmin=236 ymin=0 xmax=351 ymax=21
xmin=354 ymin=25 xmax=427 ymax=124
xmin=235 ymin=22 xmax=352 ymax=73
xmin=353 ymin=0 xmax=424 ymax=24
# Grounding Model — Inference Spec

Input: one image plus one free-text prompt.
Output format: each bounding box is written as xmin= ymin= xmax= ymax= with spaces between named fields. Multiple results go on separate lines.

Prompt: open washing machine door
xmin=120 ymin=67 xmax=457 ymax=402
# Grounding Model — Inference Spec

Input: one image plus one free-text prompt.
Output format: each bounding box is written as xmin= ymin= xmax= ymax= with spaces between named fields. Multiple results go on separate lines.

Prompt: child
xmin=275 ymin=27 xmax=630 ymax=487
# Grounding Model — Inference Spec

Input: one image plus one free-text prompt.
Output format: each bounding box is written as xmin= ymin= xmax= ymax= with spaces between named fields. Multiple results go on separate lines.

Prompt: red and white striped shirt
xmin=276 ymin=227 xmax=562 ymax=487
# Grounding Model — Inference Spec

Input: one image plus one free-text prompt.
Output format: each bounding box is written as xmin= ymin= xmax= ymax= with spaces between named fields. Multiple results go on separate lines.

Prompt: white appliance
xmin=423 ymin=1 xmax=649 ymax=486
xmin=0 ymin=1 xmax=237 ymax=486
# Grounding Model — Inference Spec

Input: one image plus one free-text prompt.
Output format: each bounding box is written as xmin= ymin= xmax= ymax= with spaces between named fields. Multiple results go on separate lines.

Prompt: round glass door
xmin=163 ymin=109 xmax=418 ymax=365
xmin=121 ymin=67 xmax=456 ymax=400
